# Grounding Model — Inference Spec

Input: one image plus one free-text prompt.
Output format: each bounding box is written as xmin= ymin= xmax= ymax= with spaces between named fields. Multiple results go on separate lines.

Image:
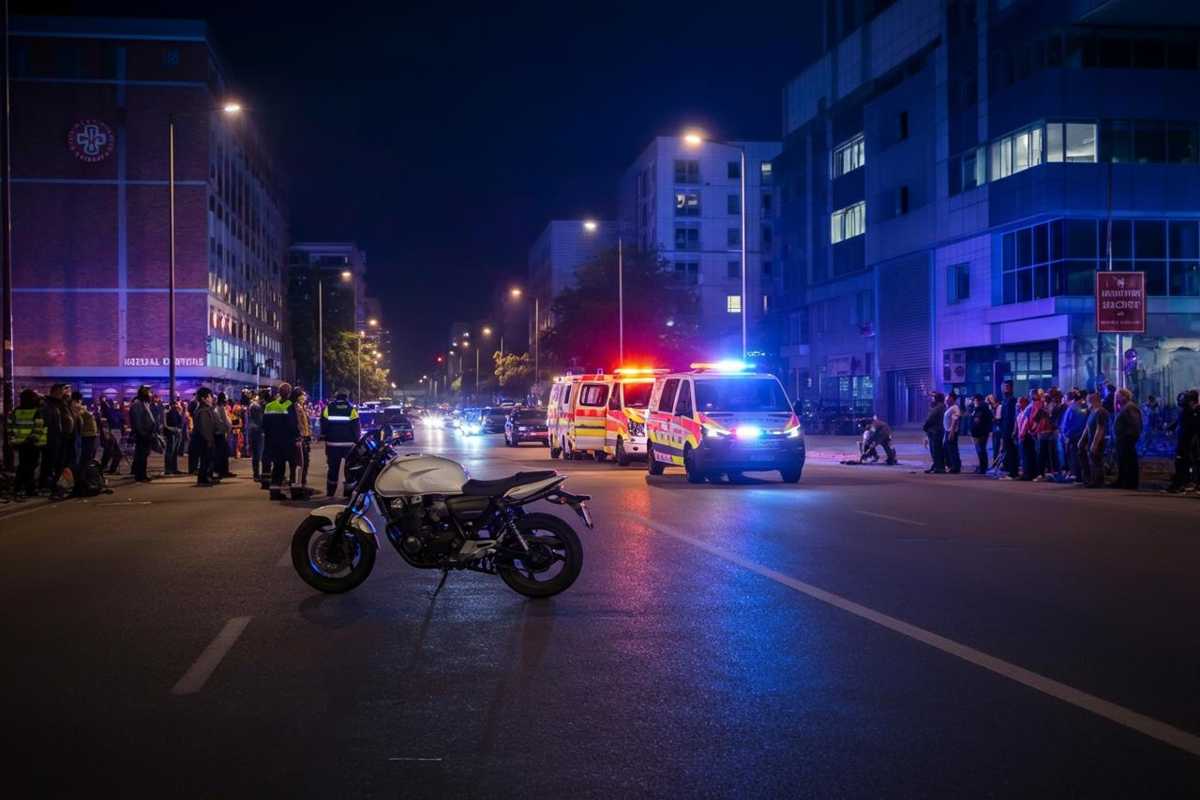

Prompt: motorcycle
xmin=291 ymin=433 xmax=592 ymax=598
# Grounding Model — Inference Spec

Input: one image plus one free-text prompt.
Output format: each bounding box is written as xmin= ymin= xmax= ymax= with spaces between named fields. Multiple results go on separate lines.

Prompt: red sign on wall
xmin=1095 ymin=271 xmax=1146 ymax=334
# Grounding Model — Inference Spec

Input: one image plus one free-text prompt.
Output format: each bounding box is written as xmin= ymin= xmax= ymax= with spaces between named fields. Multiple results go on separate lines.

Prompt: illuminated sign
xmin=1095 ymin=272 xmax=1146 ymax=334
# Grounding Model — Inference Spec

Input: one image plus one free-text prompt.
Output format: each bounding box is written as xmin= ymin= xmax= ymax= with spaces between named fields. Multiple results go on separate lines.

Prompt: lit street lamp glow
xmin=510 ymin=287 xmax=522 ymax=299
xmin=340 ymin=270 xmax=352 ymax=281
xmin=582 ymin=219 xmax=598 ymax=232
xmin=222 ymin=102 xmax=243 ymax=114
xmin=683 ymin=131 xmax=704 ymax=147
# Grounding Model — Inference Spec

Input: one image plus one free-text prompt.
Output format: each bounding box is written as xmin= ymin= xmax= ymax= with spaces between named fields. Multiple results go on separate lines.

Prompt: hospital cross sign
xmin=67 ymin=119 xmax=115 ymax=163
xmin=1095 ymin=271 xmax=1146 ymax=334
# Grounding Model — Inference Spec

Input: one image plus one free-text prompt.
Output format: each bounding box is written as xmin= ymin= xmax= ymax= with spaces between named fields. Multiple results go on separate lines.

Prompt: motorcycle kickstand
xmin=431 ymin=568 xmax=450 ymax=597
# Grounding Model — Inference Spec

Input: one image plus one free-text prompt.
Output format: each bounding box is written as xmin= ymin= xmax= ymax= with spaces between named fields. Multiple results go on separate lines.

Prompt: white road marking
xmin=853 ymin=509 xmax=927 ymax=527
xmin=388 ymin=757 xmax=444 ymax=762
xmin=277 ymin=546 xmax=292 ymax=567
xmin=170 ymin=616 xmax=251 ymax=696
xmin=628 ymin=515 xmax=1200 ymax=758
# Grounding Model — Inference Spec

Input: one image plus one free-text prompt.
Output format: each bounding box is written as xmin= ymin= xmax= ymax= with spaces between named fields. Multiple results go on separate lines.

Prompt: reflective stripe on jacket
xmin=321 ymin=401 xmax=360 ymax=446
xmin=8 ymin=408 xmax=47 ymax=447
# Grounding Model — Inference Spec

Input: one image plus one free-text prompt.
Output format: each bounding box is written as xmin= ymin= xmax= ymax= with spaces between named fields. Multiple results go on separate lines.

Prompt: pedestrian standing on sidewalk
xmin=998 ymin=382 xmax=1019 ymax=479
xmin=8 ymin=389 xmax=46 ymax=498
xmin=1018 ymin=389 xmax=1043 ymax=481
xmin=39 ymin=384 xmax=72 ymax=496
xmin=1081 ymin=392 xmax=1109 ymax=488
xmin=942 ymin=392 xmax=962 ymax=474
xmin=163 ymin=399 xmax=184 ymax=475
xmin=214 ymin=393 xmax=235 ymax=479
xmin=74 ymin=392 xmax=99 ymax=469
xmin=129 ymin=385 xmax=158 ymax=483
xmin=986 ymin=394 xmax=1001 ymax=468
xmin=246 ymin=389 xmax=265 ymax=483
xmin=923 ymin=392 xmax=946 ymax=474
xmin=968 ymin=393 xmax=993 ymax=474
xmin=1060 ymin=391 xmax=1088 ymax=482
xmin=191 ymin=388 xmax=217 ymax=486
xmin=1113 ymin=387 xmax=1142 ymax=490
xmin=258 ymin=387 xmax=275 ymax=490
xmin=1033 ymin=389 xmax=1059 ymax=481
xmin=1165 ymin=390 xmax=1199 ymax=493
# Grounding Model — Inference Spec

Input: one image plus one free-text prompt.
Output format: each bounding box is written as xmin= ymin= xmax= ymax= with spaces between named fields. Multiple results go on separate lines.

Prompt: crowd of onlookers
xmin=920 ymin=379 xmax=1198 ymax=491
xmin=4 ymin=382 xmax=327 ymax=498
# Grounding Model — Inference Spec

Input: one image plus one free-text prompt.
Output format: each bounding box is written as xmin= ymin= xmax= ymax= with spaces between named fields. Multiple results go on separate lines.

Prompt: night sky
xmin=24 ymin=1 xmax=820 ymax=379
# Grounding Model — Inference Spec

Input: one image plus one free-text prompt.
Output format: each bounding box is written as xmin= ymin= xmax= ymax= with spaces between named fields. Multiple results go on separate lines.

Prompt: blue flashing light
xmin=735 ymin=424 xmax=762 ymax=439
xmin=690 ymin=359 xmax=754 ymax=372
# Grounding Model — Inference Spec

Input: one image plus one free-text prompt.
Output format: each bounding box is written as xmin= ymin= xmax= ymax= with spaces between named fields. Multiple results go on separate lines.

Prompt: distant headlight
xmin=518 ymin=426 xmax=529 ymax=431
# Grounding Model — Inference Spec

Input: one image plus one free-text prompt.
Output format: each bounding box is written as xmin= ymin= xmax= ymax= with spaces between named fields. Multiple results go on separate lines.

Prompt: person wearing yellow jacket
xmin=8 ymin=389 xmax=47 ymax=498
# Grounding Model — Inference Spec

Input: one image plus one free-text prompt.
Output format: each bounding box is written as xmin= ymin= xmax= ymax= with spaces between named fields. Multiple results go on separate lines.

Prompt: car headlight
xmin=518 ymin=426 xmax=529 ymax=431
xmin=786 ymin=425 xmax=802 ymax=438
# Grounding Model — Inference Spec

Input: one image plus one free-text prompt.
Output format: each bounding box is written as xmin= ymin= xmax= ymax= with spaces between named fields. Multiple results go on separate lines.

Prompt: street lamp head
xmin=509 ymin=287 xmax=523 ymax=299
xmin=582 ymin=219 xmax=599 ymax=233
xmin=482 ymin=326 xmax=492 ymax=336
xmin=368 ymin=318 xmax=379 ymax=327
xmin=222 ymin=102 xmax=243 ymax=115
xmin=461 ymin=341 xmax=469 ymax=348
xmin=340 ymin=270 xmax=352 ymax=281
xmin=683 ymin=130 xmax=705 ymax=147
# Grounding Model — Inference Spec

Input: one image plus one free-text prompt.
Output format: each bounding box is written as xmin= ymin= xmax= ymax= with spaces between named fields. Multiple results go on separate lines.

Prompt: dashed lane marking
xmin=626 ymin=514 xmax=1200 ymax=759
xmin=853 ymin=509 xmax=927 ymax=527
xmin=170 ymin=616 xmax=251 ymax=696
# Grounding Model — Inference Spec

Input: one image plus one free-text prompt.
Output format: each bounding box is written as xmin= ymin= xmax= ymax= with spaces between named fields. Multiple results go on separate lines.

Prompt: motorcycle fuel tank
xmin=375 ymin=453 xmax=470 ymax=496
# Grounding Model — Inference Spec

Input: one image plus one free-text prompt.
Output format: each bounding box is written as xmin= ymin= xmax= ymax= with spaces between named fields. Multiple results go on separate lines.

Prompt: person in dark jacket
xmin=968 ymin=394 xmax=993 ymax=474
xmin=191 ymin=388 xmax=218 ymax=486
xmin=129 ymin=385 xmax=158 ymax=483
xmin=164 ymin=400 xmax=184 ymax=475
xmin=243 ymin=389 xmax=265 ymax=482
xmin=39 ymin=383 xmax=73 ymax=495
xmin=1165 ymin=390 xmax=1200 ymax=493
xmin=922 ymin=392 xmax=946 ymax=474
xmin=8 ymin=389 xmax=46 ymax=497
xmin=213 ymin=392 xmax=235 ymax=478
xmin=1080 ymin=392 xmax=1109 ymax=488
xmin=257 ymin=388 xmax=275 ymax=489
xmin=1112 ymin=388 xmax=1142 ymax=490
xmin=997 ymin=381 xmax=1019 ymax=479
xmin=263 ymin=382 xmax=300 ymax=499
xmin=321 ymin=390 xmax=361 ymax=497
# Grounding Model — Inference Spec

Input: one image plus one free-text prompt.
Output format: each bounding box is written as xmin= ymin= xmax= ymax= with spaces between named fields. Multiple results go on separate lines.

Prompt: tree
xmin=538 ymin=246 xmax=703 ymax=373
xmin=323 ymin=331 xmax=390 ymax=400
xmin=494 ymin=352 xmax=533 ymax=392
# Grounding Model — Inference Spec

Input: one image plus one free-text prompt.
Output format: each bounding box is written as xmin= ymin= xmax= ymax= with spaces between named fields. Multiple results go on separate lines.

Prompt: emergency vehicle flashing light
xmin=689 ymin=360 xmax=754 ymax=372
xmin=735 ymin=424 xmax=762 ymax=439
xmin=614 ymin=366 xmax=664 ymax=376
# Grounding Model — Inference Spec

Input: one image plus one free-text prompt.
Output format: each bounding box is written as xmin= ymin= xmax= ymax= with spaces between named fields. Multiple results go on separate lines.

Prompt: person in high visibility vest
xmin=8 ymin=388 xmax=47 ymax=498
xmin=263 ymin=382 xmax=300 ymax=499
xmin=320 ymin=389 xmax=361 ymax=497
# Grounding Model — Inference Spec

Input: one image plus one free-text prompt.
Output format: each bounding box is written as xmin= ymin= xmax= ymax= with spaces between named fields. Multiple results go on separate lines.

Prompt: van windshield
xmin=622 ymin=382 xmax=653 ymax=409
xmin=695 ymin=378 xmax=791 ymax=413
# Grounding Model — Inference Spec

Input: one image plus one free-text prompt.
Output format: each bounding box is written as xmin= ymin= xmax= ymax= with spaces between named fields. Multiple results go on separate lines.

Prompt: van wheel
xmin=684 ymin=445 xmax=706 ymax=484
xmin=550 ymin=443 xmax=561 ymax=459
xmin=616 ymin=438 xmax=630 ymax=467
xmin=593 ymin=450 xmax=607 ymax=463
xmin=647 ymin=443 xmax=665 ymax=475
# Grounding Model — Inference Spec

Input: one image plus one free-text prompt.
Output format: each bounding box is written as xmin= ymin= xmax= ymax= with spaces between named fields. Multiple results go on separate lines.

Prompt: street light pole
xmin=167 ymin=113 xmax=177 ymax=403
xmin=534 ymin=296 xmax=539 ymax=386
xmin=1 ymin=0 xmax=15 ymax=469
xmin=618 ymin=236 xmax=624 ymax=363
xmin=357 ymin=331 xmax=362 ymax=401
xmin=739 ymin=147 xmax=747 ymax=359
xmin=317 ymin=276 xmax=323 ymax=404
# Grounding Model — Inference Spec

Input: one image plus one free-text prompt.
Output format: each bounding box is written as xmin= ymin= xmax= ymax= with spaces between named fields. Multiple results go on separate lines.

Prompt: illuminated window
xmin=727 ymin=294 xmax=742 ymax=314
xmin=760 ymin=161 xmax=773 ymax=181
xmin=831 ymin=201 xmax=866 ymax=243
xmin=832 ymin=133 xmax=865 ymax=178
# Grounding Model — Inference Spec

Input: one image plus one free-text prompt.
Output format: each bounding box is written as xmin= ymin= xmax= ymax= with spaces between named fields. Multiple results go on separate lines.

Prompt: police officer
xmin=8 ymin=389 xmax=47 ymax=498
xmin=320 ymin=389 xmax=360 ymax=497
xmin=262 ymin=382 xmax=299 ymax=500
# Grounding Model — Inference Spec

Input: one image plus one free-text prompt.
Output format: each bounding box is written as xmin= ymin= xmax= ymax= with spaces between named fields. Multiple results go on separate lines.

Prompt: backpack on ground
xmin=77 ymin=460 xmax=109 ymax=497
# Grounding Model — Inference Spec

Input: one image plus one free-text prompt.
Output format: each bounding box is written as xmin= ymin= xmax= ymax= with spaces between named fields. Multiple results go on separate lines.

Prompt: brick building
xmin=10 ymin=16 xmax=289 ymax=399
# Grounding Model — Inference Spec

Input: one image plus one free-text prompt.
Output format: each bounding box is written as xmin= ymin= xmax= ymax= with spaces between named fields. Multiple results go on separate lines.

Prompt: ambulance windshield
xmin=695 ymin=378 xmax=790 ymax=413
xmin=622 ymin=382 xmax=653 ymax=409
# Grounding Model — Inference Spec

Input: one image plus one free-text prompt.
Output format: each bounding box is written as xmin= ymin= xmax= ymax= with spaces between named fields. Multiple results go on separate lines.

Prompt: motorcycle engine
xmin=386 ymin=497 xmax=464 ymax=567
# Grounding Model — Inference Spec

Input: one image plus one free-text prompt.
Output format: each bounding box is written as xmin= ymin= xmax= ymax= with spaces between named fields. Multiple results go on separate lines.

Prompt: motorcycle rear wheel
xmin=498 ymin=512 xmax=583 ymax=599
xmin=291 ymin=516 xmax=377 ymax=594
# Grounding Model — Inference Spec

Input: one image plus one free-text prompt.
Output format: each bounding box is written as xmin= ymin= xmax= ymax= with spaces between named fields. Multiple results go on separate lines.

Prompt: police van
xmin=646 ymin=361 xmax=805 ymax=483
xmin=547 ymin=372 xmax=612 ymax=460
xmin=602 ymin=367 xmax=664 ymax=466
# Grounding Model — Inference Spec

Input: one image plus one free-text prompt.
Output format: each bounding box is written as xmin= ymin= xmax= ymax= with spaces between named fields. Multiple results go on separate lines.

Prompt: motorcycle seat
xmin=460 ymin=470 xmax=558 ymax=497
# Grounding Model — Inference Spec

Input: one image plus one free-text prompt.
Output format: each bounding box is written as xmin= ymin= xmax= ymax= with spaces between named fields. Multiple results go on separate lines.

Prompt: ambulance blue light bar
xmin=690 ymin=360 xmax=754 ymax=372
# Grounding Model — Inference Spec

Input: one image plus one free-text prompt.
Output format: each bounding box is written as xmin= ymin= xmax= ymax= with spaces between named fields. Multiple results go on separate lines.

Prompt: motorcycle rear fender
xmin=309 ymin=504 xmax=379 ymax=543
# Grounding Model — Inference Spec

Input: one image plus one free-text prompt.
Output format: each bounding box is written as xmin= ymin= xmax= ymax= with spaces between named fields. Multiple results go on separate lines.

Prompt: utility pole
xmin=1 ymin=0 xmax=14 ymax=469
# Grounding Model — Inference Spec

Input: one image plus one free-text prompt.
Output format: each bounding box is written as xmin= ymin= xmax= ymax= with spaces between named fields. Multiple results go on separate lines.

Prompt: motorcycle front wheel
xmin=498 ymin=512 xmax=583 ymax=599
xmin=291 ymin=516 xmax=377 ymax=594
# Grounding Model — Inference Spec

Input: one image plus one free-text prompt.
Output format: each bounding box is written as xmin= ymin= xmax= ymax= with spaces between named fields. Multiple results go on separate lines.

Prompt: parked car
xmin=379 ymin=405 xmax=415 ymax=442
xmin=505 ymin=408 xmax=549 ymax=447
xmin=479 ymin=407 xmax=509 ymax=434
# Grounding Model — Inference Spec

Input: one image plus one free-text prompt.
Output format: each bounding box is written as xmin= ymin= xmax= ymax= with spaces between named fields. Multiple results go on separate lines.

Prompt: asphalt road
xmin=2 ymin=427 xmax=1199 ymax=798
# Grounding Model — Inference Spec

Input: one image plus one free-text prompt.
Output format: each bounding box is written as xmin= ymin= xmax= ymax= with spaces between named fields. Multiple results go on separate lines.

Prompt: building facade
xmin=619 ymin=136 xmax=782 ymax=357
xmin=12 ymin=16 xmax=289 ymax=399
xmin=286 ymin=242 xmax=369 ymax=395
xmin=773 ymin=0 xmax=1200 ymax=423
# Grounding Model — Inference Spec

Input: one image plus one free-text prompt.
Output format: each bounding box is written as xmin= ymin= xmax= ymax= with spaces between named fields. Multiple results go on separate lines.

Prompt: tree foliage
xmin=538 ymin=246 xmax=703 ymax=372
xmin=324 ymin=331 xmax=390 ymax=401
xmin=494 ymin=351 xmax=534 ymax=391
